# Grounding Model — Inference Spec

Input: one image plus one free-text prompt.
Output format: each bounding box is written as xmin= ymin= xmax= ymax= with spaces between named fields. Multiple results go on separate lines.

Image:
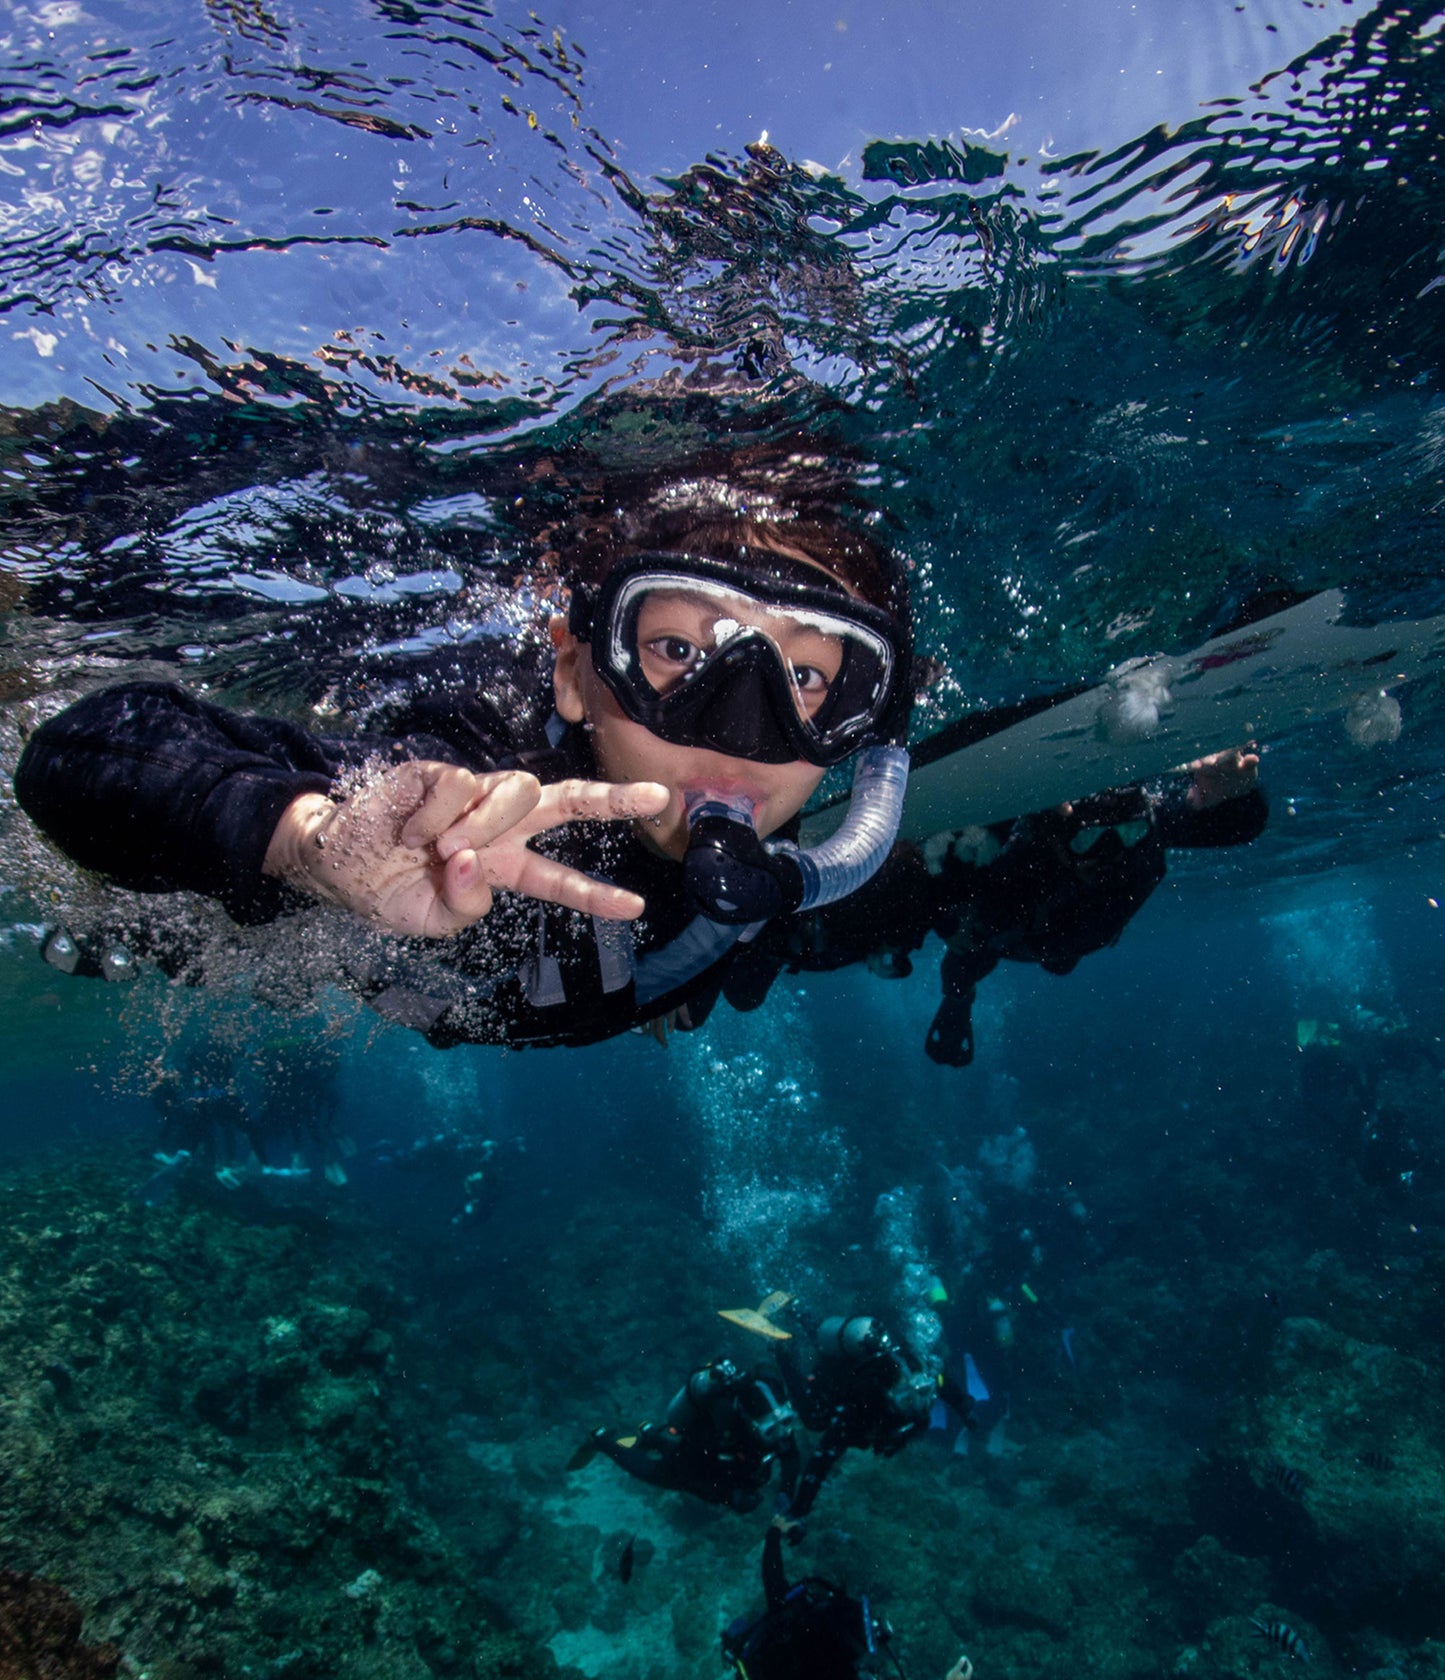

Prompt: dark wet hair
xmin=522 ymin=434 xmax=909 ymax=626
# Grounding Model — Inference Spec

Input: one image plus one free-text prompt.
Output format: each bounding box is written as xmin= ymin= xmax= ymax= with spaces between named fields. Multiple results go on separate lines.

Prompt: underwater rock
xmin=1194 ymin=1608 xmax=1334 ymax=1680
xmin=1197 ymin=1316 xmax=1445 ymax=1636
xmin=0 ymin=1569 xmax=120 ymax=1678
xmin=190 ymin=1358 xmax=253 ymax=1435
xmin=1172 ymin=1535 xmax=1272 ymax=1626
xmin=965 ymin=1555 xmax=1077 ymax=1637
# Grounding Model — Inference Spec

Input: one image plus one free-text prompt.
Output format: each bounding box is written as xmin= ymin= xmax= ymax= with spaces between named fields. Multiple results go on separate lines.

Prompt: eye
xmin=649 ymin=635 xmax=702 ymax=669
xmin=791 ymin=663 xmax=831 ymax=697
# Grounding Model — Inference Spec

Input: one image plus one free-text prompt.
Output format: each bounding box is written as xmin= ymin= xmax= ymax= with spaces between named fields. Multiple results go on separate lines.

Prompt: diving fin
xmin=719 ymin=1290 xmax=795 ymax=1340
xmin=566 ymin=1427 xmax=609 ymax=1472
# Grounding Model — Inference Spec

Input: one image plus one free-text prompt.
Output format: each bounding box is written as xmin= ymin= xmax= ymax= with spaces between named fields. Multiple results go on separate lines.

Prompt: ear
xmin=549 ymin=613 xmax=586 ymax=724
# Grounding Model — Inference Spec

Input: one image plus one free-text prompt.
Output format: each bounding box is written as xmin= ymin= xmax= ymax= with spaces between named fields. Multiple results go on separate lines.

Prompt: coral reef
xmin=1 ymin=991 xmax=1442 ymax=1680
xmin=0 ymin=1144 xmax=549 ymax=1680
xmin=0 ymin=1569 xmax=120 ymax=1679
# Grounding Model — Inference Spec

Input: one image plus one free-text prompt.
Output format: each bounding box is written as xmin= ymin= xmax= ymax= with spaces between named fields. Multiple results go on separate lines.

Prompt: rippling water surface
xmin=5 ymin=2 xmax=1445 ymax=877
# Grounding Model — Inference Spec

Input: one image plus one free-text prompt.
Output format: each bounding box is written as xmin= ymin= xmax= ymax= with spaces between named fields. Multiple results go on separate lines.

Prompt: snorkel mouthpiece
xmin=681 ymin=744 xmax=911 ymax=927
xmin=683 ymin=792 xmax=804 ymax=925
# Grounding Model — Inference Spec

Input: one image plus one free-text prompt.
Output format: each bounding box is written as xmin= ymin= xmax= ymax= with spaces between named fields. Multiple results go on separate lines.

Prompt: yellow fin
xmin=757 ymin=1290 xmax=794 ymax=1318
xmin=719 ymin=1307 xmax=793 ymax=1341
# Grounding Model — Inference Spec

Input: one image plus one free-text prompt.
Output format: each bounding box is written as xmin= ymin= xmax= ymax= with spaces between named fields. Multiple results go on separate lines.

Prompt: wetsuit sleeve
xmin=14 ymin=683 xmax=366 ymax=924
xmin=762 ymin=1523 xmax=790 ymax=1610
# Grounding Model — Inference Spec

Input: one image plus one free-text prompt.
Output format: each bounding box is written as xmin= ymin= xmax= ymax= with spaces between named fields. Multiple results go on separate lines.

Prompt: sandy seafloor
xmin=1 ymin=856 xmax=1442 ymax=1680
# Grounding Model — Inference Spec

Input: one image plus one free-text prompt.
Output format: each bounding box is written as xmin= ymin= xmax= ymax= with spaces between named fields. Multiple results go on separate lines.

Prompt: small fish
xmin=618 ymin=1534 xmax=637 ymax=1585
xmin=1357 ymin=1448 xmax=1394 ymax=1472
xmin=1252 ymin=1619 xmax=1310 ymax=1661
xmin=1263 ymin=1459 xmax=1306 ymax=1500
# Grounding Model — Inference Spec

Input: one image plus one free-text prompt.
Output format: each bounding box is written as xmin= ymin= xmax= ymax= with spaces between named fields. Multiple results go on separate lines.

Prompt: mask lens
xmin=606 ymin=568 xmax=894 ymax=759
xmin=629 ymin=583 xmax=847 ymax=718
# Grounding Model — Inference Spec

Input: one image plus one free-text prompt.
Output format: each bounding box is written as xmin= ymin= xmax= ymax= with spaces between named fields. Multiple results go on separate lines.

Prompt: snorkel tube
xmin=683 ymin=742 xmax=910 ymax=925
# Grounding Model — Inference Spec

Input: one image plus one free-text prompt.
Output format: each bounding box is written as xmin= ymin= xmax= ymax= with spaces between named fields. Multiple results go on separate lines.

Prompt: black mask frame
xmin=567 ymin=553 xmax=911 ymax=768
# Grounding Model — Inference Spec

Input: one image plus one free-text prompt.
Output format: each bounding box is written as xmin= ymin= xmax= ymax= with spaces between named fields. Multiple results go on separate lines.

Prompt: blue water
xmin=4 ymin=1 xmax=1445 ymax=1676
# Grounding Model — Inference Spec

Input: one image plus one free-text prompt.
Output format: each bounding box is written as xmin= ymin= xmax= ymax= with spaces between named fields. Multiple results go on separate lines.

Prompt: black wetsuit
xmin=776 ymin=1339 xmax=973 ymax=1521
xmin=723 ymin=1525 xmax=883 ymax=1680
xmin=596 ymin=1370 xmax=800 ymax=1512
xmin=13 ymin=658 xmax=1268 ymax=1052
xmin=742 ymin=779 xmax=1268 ymax=1067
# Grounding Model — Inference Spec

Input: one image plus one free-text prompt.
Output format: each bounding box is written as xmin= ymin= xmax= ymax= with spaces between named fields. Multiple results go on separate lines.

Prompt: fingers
xmin=384 ymin=767 xmax=665 ymax=926
xmin=514 ymin=778 xmax=670 ymax=840
xmin=434 ymin=849 xmax=497 ymax=929
xmin=479 ymin=844 xmax=648 ymax=920
xmin=401 ymin=766 xmax=541 ymax=851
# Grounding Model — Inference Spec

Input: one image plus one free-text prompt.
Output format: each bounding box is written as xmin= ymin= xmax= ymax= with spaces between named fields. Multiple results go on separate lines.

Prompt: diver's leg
xmin=594 ymin=1436 xmax=678 ymax=1490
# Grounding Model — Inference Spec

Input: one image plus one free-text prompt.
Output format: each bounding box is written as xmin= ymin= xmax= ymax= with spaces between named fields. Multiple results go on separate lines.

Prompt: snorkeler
xmin=723 ymin=1515 xmax=973 ymax=1680
xmin=572 ymin=1358 xmax=800 ymax=1513
xmin=14 ymin=432 xmax=1265 ymax=1052
xmin=776 ymin=1314 xmax=974 ymax=1523
xmin=14 ymin=441 xmax=921 ymax=1051
xmin=918 ymin=763 xmax=1265 ymax=1066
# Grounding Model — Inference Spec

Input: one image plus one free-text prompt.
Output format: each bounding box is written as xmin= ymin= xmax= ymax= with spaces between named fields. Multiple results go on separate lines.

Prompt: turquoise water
xmin=3 ymin=3 xmax=1445 ymax=1677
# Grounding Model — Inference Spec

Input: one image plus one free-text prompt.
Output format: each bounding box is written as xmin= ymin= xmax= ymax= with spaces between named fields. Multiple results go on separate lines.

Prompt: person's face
xmin=550 ymin=587 xmax=833 ymax=860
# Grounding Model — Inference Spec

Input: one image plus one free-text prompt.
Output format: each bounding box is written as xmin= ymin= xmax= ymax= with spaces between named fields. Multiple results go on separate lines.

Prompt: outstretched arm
xmin=762 ymin=1519 xmax=793 ymax=1609
xmin=17 ymin=681 xmax=668 ymax=934
xmin=15 ymin=683 xmax=343 ymax=924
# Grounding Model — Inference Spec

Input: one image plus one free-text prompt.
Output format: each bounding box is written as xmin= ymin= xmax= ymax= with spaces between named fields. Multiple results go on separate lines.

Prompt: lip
xmin=679 ymin=777 xmax=768 ymax=811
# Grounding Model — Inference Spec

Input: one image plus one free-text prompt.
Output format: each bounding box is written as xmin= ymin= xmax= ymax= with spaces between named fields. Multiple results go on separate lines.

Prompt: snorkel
xmin=682 ymin=743 xmax=910 ymax=925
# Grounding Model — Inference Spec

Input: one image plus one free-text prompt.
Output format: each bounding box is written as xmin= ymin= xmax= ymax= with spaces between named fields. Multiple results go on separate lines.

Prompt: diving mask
xmin=567 ymin=553 xmax=909 ymax=768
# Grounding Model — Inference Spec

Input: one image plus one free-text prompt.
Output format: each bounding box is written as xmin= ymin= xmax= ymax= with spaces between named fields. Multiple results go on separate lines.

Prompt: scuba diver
xmin=139 ymin=1032 xmax=346 ymax=1208
xmin=571 ymin=1358 xmax=800 ymax=1512
xmin=723 ymin=1516 xmax=975 ymax=1680
xmin=776 ymin=1315 xmax=975 ymax=1521
xmin=151 ymin=1038 xmax=253 ymax=1172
